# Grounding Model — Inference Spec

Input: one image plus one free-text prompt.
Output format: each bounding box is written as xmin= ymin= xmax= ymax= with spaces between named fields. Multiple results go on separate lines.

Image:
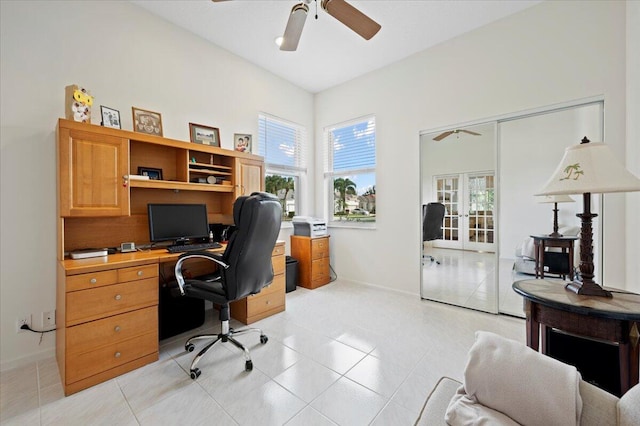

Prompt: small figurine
xmin=65 ymin=85 xmax=94 ymax=123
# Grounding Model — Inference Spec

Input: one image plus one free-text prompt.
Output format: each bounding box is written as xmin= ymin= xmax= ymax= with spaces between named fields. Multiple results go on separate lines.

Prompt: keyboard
xmin=166 ymin=242 xmax=222 ymax=253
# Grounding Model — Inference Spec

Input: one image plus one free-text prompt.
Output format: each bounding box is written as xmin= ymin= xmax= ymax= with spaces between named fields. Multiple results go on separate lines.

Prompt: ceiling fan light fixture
xmin=275 ymin=36 xmax=284 ymax=47
xmin=280 ymin=2 xmax=309 ymax=51
xmin=321 ymin=0 xmax=381 ymax=40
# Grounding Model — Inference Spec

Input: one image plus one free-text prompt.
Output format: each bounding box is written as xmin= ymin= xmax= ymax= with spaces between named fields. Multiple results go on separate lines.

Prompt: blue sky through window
xmin=331 ymin=119 xmax=376 ymax=195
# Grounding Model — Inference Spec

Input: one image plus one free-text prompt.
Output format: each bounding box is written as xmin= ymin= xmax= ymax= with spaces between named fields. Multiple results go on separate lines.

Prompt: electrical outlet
xmin=16 ymin=314 xmax=31 ymax=333
xmin=42 ymin=310 xmax=56 ymax=327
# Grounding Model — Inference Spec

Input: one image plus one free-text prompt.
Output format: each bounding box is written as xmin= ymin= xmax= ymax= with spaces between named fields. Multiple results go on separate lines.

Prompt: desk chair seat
xmin=174 ymin=192 xmax=282 ymax=379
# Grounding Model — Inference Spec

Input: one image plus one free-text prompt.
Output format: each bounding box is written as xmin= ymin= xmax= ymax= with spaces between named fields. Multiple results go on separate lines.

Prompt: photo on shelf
xmin=234 ymin=133 xmax=252 ymax=153
xmin=189 ymin=123 xmax=220 ymax=147
xmin=132 ymin=107 xmax=163 ymax=136
xmin=100 ymin=105 xmax=121 ymax=129
xmin=138 ymin=167 xmax=163 ymax=180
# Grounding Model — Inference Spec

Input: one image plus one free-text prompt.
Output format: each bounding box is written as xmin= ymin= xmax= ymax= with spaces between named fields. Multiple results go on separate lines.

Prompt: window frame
xmin=257 ymin=113 xmax=307 ymax=223
xmin=324 ymin=115 xmax=377 ymax=228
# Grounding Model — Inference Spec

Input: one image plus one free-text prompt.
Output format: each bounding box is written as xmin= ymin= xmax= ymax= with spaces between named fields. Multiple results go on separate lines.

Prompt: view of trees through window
xmin=265 ymin=174 xmax=296 ymax=221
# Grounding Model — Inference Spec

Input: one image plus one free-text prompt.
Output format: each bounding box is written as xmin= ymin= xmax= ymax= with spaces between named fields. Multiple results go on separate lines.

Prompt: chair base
xmin=184 ymin=322 xmax=268 ymax=379
xmin=423 ymin=254 xmax=440 ymax=265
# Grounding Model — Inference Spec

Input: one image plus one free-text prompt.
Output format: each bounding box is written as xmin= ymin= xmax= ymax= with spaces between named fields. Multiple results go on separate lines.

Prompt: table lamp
xmin=535 ymin=137 xmax=640 ymax=297
xmin=537 ymin=194 xmax=574 ymax=237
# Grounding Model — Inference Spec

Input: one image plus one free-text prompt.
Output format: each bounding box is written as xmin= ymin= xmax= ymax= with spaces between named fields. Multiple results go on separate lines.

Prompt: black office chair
xmin=423 ymin=202 xmax=445 ymax=264
xmin=174 ymin=192 xmax=282 ymax=379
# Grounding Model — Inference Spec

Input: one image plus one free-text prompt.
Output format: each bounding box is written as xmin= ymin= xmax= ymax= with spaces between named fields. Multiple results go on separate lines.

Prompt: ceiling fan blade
xmin=433 ymin=131 xmax=455 ymax=141
xmin=321 ymin=0 xmax=381 ymax=41
xmin=280 ymin=3 xmax=309 ymax=51
xmin=460 ymin=130 xmax=481 ymax=136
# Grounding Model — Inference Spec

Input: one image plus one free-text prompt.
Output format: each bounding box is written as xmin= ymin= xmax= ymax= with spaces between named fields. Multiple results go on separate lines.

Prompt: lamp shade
xmin=536 ymin=194 xmax=575 ymax=204
xmin=536 ymin=141 xmax=640 ymax=196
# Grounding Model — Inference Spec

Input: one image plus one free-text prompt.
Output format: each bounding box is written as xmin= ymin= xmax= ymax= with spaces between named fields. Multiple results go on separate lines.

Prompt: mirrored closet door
xmin=420 ymin=100 xmax=604 ymax=316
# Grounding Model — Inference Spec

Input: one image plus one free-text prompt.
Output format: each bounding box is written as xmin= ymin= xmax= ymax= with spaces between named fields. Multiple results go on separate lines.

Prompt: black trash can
xmin=285 ymin=256 xmax=298 ymax=293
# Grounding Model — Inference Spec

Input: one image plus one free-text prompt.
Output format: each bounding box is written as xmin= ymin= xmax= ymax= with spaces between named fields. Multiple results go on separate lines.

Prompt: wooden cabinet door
xmin=236 ymin=158 xmax=264 ymax=196
xmin=59 ymin=127 xmax=129 ymax=216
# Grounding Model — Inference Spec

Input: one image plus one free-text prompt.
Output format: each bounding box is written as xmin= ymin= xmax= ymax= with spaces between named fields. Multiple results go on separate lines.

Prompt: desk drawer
xmin=311 ymin=238 xmax=329 ymax=260
xmin=246 ymin=290 xmax=285 ymax=317
xmin=272 ymin=244 xmax=285 ymax=257
xmin=254 ymin=274 xmax=285 ymax=297
xmin=66 ymin=307 xmax=157 ymax=355
xmin=118 ymin=264 xmax=158 ymax=283
xmin=67 ymin=270 xmax=119 ymax=292
xmin=66 ymin=278 xmax=158 ymax=326
xmin=272 ymin=255 xmax=285 ymax=276
xmin=311 ymin=258 xmax=330 ymax=280
xmin=66 ymin=331 xmax=157 ymax=384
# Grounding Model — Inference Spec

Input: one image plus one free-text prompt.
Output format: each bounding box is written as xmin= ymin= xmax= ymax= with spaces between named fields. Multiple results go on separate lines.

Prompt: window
xmin=324 ymin=116 xmax=376 ymax=224
xmin=257 ymin=113 xmax=307 ymax=221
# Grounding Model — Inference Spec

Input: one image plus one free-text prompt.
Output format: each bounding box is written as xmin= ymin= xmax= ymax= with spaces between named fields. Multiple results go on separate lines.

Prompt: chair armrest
xmin=174 ymin=251 xmax=228 ymax=296
xmin=415 ymin=377 xmax=461 ymax=426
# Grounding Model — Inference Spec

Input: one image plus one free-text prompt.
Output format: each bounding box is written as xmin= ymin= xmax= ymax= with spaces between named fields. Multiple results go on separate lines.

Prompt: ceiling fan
xmin=433 ymin=129 xmax=482 ymax=141
xmin=212 ymin=0 xmax=381 ymax=52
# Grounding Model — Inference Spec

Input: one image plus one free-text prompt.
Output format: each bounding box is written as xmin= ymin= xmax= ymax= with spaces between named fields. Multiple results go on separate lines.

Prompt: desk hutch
xmin=55 ymin=119 xmax=283 ymax=396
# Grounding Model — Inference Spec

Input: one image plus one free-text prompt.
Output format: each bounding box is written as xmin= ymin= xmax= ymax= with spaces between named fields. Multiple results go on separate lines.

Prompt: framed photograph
xmin=137 ymin=167 xmax=163 ymax=180
xmin=189 ymin=123 xmax=220 ymax=147
xmin=132 ymin=107 xmax=163 ymax=136
xmin=234 ymin=133 xmax=252 ymax=153
xmin=100 ymin=106 xmax=121 ymax=129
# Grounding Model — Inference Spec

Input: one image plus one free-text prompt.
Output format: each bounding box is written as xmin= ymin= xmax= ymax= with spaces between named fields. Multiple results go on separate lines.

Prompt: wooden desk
xmin=530 ymin=235 xmax=578 ymax=279
xmin=513 ymin=279 xmax=640 ymax=395
xmin=57 ymin=242 xmax=284 ymax=396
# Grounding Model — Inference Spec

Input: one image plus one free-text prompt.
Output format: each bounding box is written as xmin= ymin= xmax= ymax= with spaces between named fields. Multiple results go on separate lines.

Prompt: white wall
xmin=0 ymin=1 xmax=313 ymax=369
xmin=314 ymin=0 xmax=630 ymax=295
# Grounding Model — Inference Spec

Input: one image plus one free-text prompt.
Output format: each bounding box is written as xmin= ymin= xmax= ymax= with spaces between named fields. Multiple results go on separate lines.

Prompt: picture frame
xmin=132 ymin=107 xmax=163 ymax=136
xmin=234 ymin=133 xmax=252 ymax=153
xmin=137 ymin=167 xmax=163 ymax=180
xmin=100 ymin=106 xmax=121 ymax=129
xmin=189 ymin=123 xmax=220 ymax=147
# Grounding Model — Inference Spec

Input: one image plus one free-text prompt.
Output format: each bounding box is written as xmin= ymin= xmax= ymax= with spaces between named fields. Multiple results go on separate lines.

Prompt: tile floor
xmin=1 ymin=280 xmax=526 ymax=426
xmin=422 ymin=247 xmax=528 ymax=317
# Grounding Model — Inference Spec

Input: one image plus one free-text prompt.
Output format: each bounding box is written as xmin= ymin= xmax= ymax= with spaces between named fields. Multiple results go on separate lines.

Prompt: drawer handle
xmin=90 ymin=278 xmax=97 ymax=284
xmin=114 ymin=294 xmax=122 ymax=301
xmin=114 ymin=326 xmax=121 ymax=332
xmin=137 ymin=271 xmax=143 ymax=276
xmin=266 ymin=300 xmax=271 ymax=305
xmin=114 ymin=352 xmax=121 ymax=358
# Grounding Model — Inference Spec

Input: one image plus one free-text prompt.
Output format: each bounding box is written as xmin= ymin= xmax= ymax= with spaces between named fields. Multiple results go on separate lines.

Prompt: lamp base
xmin=565 ymin=281 xmax=612 ymax=298
xmin=548 ymin=232 xmax=563 ymax=238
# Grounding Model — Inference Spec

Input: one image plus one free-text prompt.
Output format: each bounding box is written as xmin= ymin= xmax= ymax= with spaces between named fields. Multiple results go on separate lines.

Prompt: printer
xmin=292 ymin=216 xmax=327 ymax=238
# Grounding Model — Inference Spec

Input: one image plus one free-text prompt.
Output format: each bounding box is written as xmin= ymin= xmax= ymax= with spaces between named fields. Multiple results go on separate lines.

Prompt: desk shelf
xmin=128 ymin=179 xmax=234 ymax=192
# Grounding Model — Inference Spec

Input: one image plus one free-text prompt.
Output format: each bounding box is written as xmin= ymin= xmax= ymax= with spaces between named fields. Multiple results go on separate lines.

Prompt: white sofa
xmin=416 ymin=331 xmax=639 ymax=426
xmin=416 ymin=376 xmax=639 ymax=426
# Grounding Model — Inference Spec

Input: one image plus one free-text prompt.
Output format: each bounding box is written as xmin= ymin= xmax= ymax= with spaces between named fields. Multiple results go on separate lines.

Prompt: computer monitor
xmin=147 ymin=203 xmax=209 ymax=244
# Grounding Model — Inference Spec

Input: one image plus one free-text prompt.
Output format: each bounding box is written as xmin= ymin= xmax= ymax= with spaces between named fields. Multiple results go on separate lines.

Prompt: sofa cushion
xmin=618 ymin=383 xmax=640 ymax=426
xmin=415 ymin=377 xmax=461 ymax=426
xmin=447 ymin=331 xmax=582 ymax=426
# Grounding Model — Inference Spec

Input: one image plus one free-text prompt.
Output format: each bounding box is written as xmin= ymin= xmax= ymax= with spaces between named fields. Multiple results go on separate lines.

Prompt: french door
xmin=433 ymin=172 xmax=495 ymax=252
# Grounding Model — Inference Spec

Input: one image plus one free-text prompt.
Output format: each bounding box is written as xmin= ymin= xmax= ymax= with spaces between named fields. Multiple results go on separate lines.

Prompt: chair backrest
xmin=423 ymin=202 xmax=445 ymax=242
xmin=221 ymin=192 xmax=282 ymax=301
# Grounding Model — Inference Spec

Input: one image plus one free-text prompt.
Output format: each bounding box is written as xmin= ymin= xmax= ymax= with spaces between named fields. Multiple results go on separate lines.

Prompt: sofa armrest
xmin=415 ymin=377 xmax=461 ymax=426
xmin=579 ymin=380 xmax=618 ymax=426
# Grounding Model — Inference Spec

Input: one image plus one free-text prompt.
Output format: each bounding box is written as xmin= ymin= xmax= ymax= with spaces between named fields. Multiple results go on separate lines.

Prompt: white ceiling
xmin=131 ymin=0 xmax=542 ymax=93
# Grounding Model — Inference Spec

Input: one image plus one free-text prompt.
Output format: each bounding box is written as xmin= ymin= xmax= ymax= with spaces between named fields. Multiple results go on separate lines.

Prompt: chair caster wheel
xmin=260 ymin=335 xmax=268 ymax=344
xmin=190 ymin=368 xmax=201 ymax=380
xmin=185 ymin=343 xmax=195 ymax=352
xmin=245 ymin=360 xmax=253 ymax=371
